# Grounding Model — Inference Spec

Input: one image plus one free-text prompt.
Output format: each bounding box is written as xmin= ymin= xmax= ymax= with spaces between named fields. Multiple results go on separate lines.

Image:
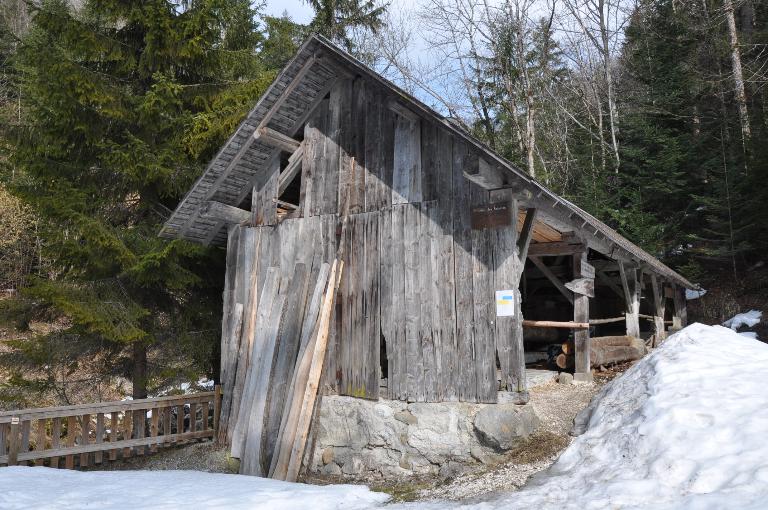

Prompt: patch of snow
xmin=685 ymin=288 xmax=706 ymax=300
xmin=723 ymin=310 xmax=762 ymax=331
xmin=411 ymin=324 xmax=768 ymax=509
xmin=740 ymin=332 xmax=759 ymax=339
xmin=0 ymin=468 xmax=390 ymax=510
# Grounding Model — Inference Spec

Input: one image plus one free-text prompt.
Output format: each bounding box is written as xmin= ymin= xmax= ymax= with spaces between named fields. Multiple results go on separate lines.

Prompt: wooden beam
xmin=254 ymin=126 xmax=301 ymax=153
xmin=388 ymin=99 xmax=419 ymax=122
xmin=199 ymin=201 xmax=250 ymax=224
xmin=517 ymin=207 xmax=538 ymax=260
xmin=529 ymin=257 xmax=573 ymax=305
xmin=277 ymin=144 xmax=304 ymax=195
xmin=527 ymin=241 xmax=587 ymax=257
xmin=464 ymin=156 xmax=507 ymax=188
xmin=522 ymin=320 xmax=589 ymax=329
xmin=257 ymin=55 xmax=318 ymax=131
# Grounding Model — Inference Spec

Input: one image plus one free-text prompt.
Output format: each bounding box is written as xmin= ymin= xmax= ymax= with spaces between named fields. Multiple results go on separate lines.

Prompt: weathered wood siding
xmin=227 ymin=77 xmax=527 ymax=403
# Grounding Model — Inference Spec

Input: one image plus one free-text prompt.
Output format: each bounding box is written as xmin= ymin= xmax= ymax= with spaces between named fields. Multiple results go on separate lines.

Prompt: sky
xmin=263 ymin=0 xmax=314 ymax=24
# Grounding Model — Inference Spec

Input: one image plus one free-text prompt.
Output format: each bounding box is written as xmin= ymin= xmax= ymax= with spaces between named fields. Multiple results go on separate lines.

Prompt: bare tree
xmin=723 ymin=0 xmax=751 ymax=145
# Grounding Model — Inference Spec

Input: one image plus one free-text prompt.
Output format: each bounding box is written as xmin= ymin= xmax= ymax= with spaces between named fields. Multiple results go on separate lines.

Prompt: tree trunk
xmin=132 ymin=342 xmax=148 ymax=399
xmin=724 ymin=0 xmax=751 ymax=146
xmin=599 ymin=0 xmax=621 ymax=172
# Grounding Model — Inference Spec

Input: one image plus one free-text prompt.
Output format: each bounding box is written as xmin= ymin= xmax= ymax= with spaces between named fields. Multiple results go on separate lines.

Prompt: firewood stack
xmin=555 ymin=336 xmax=646 ymax=370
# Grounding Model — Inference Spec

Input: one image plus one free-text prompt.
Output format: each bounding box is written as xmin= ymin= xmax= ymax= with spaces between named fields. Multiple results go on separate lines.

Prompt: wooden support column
xmin=618 ymin=262 xmax=641 ymax=338
xmin=650 ymin=275 xmax=666 ymax=346
xmin=572 ymin=252 xmax=593 ymax=382
xmin=251 ymin=158 xmax=280 ymax=226
xmin=672 ymin=284 xmax=687 ymax=330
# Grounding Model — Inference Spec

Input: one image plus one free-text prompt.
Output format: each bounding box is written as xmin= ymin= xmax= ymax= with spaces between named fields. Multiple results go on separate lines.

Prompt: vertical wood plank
xmin=391 ymin=205 xmax=407 ymax=399
xmin=377 ymin=97 xmax=395 ymax=210
xmin=94 ymin=413 xmax=104 ymax=464
xmin=379 ymin=207 xmax=394 ymax=399
xmin=349 ymin=77 xmax=366 ymax=214
xmin=163 ymin=407 xmax=172 ymax=446
xmin=51 ymin=418 xmax=61 ymax=467
xmin=109 ymin=413 xmax=118 ymax=461
xmin=122 ymin=411 xmax=132 ymax=459
xmin=470 ymin=185 xmax=496 ymax=403
xmin=364 ymin=86 xmax=381 ymax=212
xmin=79 ymin=414 xmax=90 ymax=467
xmin=0 ymin=422 xmax=6 ymax=460
xmin=420 ymin=201 xmax=439 ymax=401
xmin=404 ymin=203 xmax=424 ymax=401
xmin=220 ymin=224 xmax=240 ymax=396
xmin=452 ymin=141 xmax=477 ymax=402
xmin=176 ymin=405 xmax=184 ymax=437
xmin=300 ymin=100 xmax=328 ymax=218
xmin=65 ymin=416 xmax=76 ymax=469
xmin=213 ymin=385 xmax=222 ymax=439
xmin=392 ymin=114 xmax=422 ymax=204
xmin=7 ymin=419 xmax=19 ymax=466
xmin=434 ymin=127 xmax=457 ymax=400
xmin=150 ymin=409 xmax=160 ymax=453
xmin=189 ymin=403 xmax=197 ymax=434
xmin=35 ymin=418 xmax=46 ymax=466
xmin=364 ymin=212 xmax=381 ymax=399
xmin=490 ymin=192 xmax=522 ymax=393
xmin=20 ymin=419 xmax=30 ymax=465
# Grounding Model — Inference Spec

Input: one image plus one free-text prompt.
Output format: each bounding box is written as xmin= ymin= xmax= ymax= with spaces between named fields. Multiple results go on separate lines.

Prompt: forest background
xmin=0 ymin=0 xmax=765 ymax=408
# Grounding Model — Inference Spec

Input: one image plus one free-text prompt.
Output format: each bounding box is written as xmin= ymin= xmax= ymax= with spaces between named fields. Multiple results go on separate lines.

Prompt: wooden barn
xmin=160 ymin=36 xmax=695 ymax=478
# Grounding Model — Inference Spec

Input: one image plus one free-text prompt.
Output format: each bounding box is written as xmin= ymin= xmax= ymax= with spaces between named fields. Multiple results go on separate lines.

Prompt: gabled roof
xmin=160 ymin=35 xmax=695 ymax=289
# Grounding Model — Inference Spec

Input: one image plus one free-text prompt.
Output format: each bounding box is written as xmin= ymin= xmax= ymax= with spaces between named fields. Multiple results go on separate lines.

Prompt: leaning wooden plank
xmin=230 ymin=267 xmax=281 ymax=459
xmin=269 ymin=263 xmax=331 ymax=479
xmin=284 ymin=260 xmax=343 ymax=483
xmin=263 ymin=263 xmax=310 ymax=470
xmin=239 ymin=285 xmax=288 ymax=476
xmin=216 ymin=303 xmax=243 ymax=445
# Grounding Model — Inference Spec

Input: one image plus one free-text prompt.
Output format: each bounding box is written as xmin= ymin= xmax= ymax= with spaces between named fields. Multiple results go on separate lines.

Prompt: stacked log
xmin=555 ymin=336 xmax=646 ymax=370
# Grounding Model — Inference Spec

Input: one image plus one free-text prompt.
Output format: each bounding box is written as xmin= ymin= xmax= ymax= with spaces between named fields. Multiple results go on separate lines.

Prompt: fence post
xmin=8 ymin=416 xmax=20 ymax=466
xmin=213 ymin=385 xmax=222 ymax=442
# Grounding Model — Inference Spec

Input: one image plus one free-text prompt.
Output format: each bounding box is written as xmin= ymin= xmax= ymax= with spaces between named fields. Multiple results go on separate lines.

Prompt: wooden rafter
xmin=529 ymin=256 xmax=574 ymax=305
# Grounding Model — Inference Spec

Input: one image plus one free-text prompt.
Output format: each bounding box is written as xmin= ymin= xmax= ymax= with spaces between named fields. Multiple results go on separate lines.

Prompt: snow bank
xmin=723 ymin=309 xmax=762 ymax=331
xmin=0 ymin=467 xmax=390 ymax=510
xmin=446 ymin=323 xmax=768 ymax=510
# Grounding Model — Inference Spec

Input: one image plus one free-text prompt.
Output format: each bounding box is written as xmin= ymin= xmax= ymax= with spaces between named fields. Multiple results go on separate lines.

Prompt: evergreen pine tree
xmin=2 ymin=0 xmax=273 ymax=403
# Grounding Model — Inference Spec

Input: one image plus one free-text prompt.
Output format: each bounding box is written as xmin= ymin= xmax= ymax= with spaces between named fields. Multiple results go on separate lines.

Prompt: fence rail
xmin=0 ymin=386 xmax=221 ymax=469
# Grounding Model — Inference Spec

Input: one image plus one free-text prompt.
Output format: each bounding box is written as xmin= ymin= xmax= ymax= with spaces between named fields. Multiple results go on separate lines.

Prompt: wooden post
xmin=213 ymin=385 xmax=222 ymax=439
xmin=94 ymin=413 xmax=104 ymax=464
xmin=618 ymin=262 xmax=641 ymax=338
xmin=7 ymin=417 xmax=20 ymax=466
xmin=65 ymin=416 xmax=76 ymax=469
xmin=650 ymin=275 xmax=666 ymax=346
xmin=672 ymin=285 xmax=687 ymax=330
xmin=50 ymin=417 xmax=61 ymax=468
xmin=572 ymin=252 xmax=592 ymax=382
xmin=35 ymin=418 xmax=46 ymax=466
xmin=80 ymin=413 xmax=91 ymax=467
xmin=109 ymin=413 xmax=118 ymax=461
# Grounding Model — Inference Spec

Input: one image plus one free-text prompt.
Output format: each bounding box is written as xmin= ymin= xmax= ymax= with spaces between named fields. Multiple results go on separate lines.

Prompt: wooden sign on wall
xmin=471 ymin=200 xmax=512 ymax=230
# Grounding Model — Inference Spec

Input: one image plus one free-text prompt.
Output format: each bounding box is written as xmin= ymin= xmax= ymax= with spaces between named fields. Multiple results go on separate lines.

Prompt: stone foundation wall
xmin=311 ymin=393 xmax=540 ymax=478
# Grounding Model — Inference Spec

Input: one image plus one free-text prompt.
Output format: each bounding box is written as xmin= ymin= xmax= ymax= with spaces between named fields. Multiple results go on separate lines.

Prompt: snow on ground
xmin=0 ymin=467 xmax=390 ymax=510
xmin=411 ymin=323 xmax=768 ymax=510
xmin=723 ymin=309 xmax=762 ymax=331
xmin=2 ymin=323 xmax=767 ymax=510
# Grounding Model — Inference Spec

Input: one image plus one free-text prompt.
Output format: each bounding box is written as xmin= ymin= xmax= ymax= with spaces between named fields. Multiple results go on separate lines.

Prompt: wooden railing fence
xmin=0 ymin=386 xmax=221 ymax=469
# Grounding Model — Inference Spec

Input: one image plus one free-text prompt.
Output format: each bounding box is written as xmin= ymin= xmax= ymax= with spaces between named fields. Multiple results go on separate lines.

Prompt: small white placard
xmin=495 ymin=290 xmax=515 ymax=317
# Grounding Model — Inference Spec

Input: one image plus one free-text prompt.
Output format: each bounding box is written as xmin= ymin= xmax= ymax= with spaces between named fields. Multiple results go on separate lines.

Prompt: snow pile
xmin=685 ymin=288 xmax=706 ymax=300
xmin=468 ymin=323 xmax=768 ymax=510
xmin=723 ymin=309 xmax=762 ymax=331
xmin=0 ymin=468 xmax=389 ymax=510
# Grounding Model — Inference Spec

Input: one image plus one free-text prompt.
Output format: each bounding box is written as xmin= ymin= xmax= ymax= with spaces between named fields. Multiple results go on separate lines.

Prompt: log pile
xmin=555 ymin=336 xmax=646 ymax=370
xmin=217 ymin=224 xmax=343 ymax=481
